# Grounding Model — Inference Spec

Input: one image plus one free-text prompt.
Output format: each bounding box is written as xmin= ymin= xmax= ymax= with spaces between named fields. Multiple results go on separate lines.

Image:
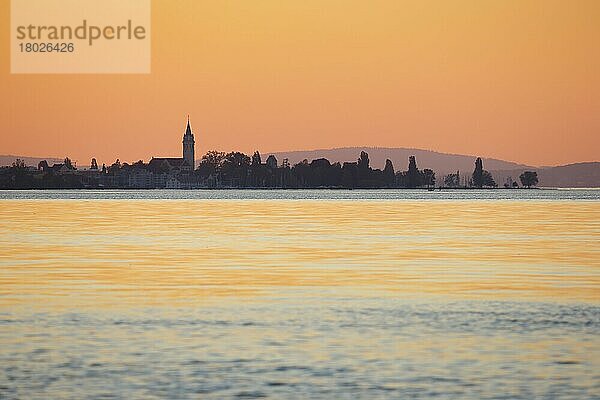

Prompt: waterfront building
xmin=149 ymin=116 xmax=196 ymax=172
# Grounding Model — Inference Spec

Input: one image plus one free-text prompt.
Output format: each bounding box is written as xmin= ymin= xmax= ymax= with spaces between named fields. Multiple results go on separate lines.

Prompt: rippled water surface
xmin=0 ymin=190 xmax=599 ymax=399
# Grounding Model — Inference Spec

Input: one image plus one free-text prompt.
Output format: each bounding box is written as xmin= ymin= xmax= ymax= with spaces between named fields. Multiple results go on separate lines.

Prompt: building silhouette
xmin=183 ymin=115 xmax=195 ymax=170
xmin=149 ymin=116 xmax=196 ymax=172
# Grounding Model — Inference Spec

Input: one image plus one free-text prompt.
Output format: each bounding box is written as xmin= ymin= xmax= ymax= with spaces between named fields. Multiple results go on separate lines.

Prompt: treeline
xmin=0 ymin=158 xmax=88 ymax=189
xmin=196 ymin=151 xmax=437 ymax=189
xmin=0 ymin=151 xmax=539 ymax=189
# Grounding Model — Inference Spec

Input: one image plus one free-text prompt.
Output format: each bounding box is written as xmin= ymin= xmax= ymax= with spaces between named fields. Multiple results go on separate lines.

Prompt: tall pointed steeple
xmin=185 ymin=114 xmax=192 ymax=136
xmin=182 ymin=115 xmax=195 ymax=171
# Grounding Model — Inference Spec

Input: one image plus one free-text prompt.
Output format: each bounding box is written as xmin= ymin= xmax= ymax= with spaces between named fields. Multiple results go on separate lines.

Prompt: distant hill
xmin=269 ymin=147 xmax=600 ymax=187
xmin=0 ymin=155 xmax=63 ymax=168
xmin=269 ymin=147 xmax=531 ymax=177
xmin=491 ymin=162 xmax=600 ymax=188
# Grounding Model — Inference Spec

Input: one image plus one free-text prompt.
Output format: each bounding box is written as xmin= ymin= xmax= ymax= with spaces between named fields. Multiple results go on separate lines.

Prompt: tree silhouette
xmin=422 ymin=169 xmax=436 ymax=188
xmin=198 ymin=151 xmax=225 ymax=178
xmin=406 ymin=156 xmax=421 ymax=188
xmin=224 ymin=152 xmax=250 ymax=169
xmin=64 ymin=157 xmax=75 ymax=170
xmin=482 ymin=170 xmax=497 ymax=187
xmin=252 ymin=151 xmax=262 ymax=167
xmin=38 ymin=160 xmax=49 ymax=171
xmin=444 ymin=171 xmax=460 ymax=187
xmin=290 ymin=159 xmax=309 ymax=187
xmin=383 ymin=159 xmax=395 ymax=187
xmin=472 ymin=157 xmax=483 ymax=188
xmin=471 ymin=158 xmax=496 ymax=187
xmin=8 ymin=159 xmax=34 ymax=188
xmin=200 ymin=151 xmax=225 ymax=170
xmin=306 ymin=158 xmax=332 ymax=187
xmin=266 ymin=155 xmax=277 ymax=169
xmin=341 ymin=162 xmax=358 ymax=188
xmin=357 ymin=151 xmax=370 ymax=170
xmin=356 ymin=151 xmax=371 ymax=184
xmin=250 ymin=151 xmax=266 ymax=186
xmin=218 ymin=152 xmax=251 ymax=187
xmin=12 ymin=159 xmax=26 ymax=169
xmin=106 ymin=159 xmax=122 ymax=176
xmin=519 ymin=171 xmax=539 ymax=188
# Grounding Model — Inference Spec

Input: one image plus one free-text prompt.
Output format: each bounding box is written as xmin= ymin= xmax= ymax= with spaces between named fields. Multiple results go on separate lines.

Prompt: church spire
xmin=182 ymin=115 xmax=195 ymax=171
xmin=185 ymin=114 xmax=192 ymax=136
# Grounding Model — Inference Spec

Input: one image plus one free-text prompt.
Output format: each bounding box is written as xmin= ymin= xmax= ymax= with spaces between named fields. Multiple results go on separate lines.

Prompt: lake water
xmin=1 ymin=189 xmax=599 ymax=399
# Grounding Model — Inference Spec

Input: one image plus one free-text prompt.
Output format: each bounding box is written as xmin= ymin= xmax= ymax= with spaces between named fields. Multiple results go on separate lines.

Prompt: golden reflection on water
xmin=0 ymin=200 xmax=599 ymax=309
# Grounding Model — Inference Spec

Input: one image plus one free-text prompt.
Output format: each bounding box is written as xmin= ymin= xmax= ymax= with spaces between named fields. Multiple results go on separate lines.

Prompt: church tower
xmin=182 ymin=115 xmax=195 ymax=171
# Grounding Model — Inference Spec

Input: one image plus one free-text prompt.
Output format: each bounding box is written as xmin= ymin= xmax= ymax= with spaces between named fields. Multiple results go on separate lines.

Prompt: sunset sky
xmin=1 ymin=0 xmax=599 ymax=167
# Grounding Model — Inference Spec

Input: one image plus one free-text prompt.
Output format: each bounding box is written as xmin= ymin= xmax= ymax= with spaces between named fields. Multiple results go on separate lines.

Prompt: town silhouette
xmin=0 ymin=117 xmax=539 ymax=190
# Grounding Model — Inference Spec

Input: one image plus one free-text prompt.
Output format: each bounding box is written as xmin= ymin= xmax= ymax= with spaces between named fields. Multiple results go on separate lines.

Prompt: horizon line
xmin=5 ymin=147 xmax=600 ymax=170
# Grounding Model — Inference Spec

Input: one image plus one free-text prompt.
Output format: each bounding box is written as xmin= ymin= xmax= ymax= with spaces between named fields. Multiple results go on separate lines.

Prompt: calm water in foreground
xmin=0 ymin=189 xmax=599 ymax=399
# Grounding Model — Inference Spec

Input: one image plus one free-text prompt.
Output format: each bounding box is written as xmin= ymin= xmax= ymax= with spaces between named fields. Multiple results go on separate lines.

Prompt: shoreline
xmin=0 ymin=186 xmax=560 ymax=191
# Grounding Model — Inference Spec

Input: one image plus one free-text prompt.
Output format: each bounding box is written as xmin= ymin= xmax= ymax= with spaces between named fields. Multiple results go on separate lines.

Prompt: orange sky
xmin=1 ymin=0 xmax=599 ymax=167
